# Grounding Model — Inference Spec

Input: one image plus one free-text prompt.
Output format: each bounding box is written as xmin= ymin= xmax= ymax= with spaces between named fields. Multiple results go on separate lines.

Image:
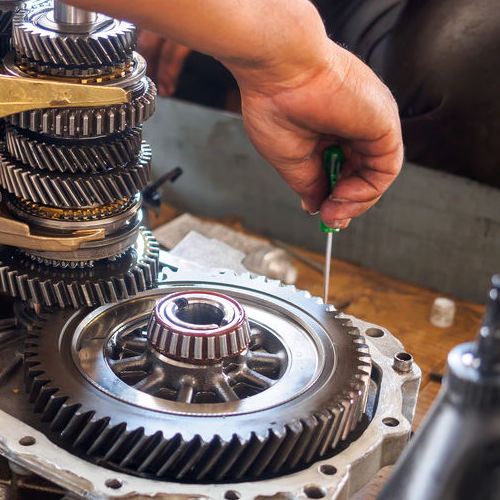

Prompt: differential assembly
xmin=0 ymin=0 xmax=159 ymax=307
xmin=24 ymin=272 xmax=373 ymax=482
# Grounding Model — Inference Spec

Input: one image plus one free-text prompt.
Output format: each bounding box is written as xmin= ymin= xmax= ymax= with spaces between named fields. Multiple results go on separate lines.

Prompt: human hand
xmin=230 ymin=42 xmax=403 ymax=229
xmin=138 ymin=30 xmax=191 ymax=96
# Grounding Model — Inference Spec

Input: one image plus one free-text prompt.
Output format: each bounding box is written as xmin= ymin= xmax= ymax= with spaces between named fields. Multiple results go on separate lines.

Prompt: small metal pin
xmin=323 ymin=232 xmax=333 ymax=304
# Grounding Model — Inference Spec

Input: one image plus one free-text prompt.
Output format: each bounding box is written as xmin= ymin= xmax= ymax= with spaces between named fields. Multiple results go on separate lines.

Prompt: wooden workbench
xmin=150 ymin=207 xmax=485 ymax=498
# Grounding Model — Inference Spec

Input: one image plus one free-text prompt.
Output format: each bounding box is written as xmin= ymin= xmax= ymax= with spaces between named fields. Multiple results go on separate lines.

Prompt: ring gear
xmin=23 ymin=271 xmax=371 ymax=481
xmin=7 ymin=77 xmax=156 ymax=137
xmin=0 ymin=142 xmax=151 ymax=207
xmin=12 ymin=6 xmax=136 ymax=68
xmin=6 ymin=125 xmax=143 ymax=173
xmin=0 ymin=227 xmax=159 ymax=307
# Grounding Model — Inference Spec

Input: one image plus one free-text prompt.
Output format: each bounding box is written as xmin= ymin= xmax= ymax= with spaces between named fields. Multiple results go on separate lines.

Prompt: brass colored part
xmin=0 ymin=216 xmax=105 ymax=251
xmin=0 ymin=75 xmax=130 ymax=118
xmin=17 ymin=62 xmax=134 ymax=85
xmin=17 ymin=197 xmax=133 ymax=221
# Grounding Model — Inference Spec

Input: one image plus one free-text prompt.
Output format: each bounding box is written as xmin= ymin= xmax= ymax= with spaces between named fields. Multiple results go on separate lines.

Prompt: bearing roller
xmin=147 ymin=291 xmax=252 ymax=362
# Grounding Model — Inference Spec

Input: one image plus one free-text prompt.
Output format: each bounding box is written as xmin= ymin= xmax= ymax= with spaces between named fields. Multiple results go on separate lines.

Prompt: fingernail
xmin=327 ymin=218 xmax=351 ymax=229
xmin=328 ymin=196 xmax=350 ymax=202
xmin=301 ymin=200 xmax=319 ymax=215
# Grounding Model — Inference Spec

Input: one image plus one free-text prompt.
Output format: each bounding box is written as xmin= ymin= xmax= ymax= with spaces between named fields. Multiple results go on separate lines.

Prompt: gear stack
xmin=0 ymin=0 xmax=159 ymax=307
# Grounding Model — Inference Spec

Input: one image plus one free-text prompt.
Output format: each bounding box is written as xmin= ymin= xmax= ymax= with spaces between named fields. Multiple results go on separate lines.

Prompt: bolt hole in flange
xmin=382 ymin=417 xmax=400 ymax=427
xmin=366 ymin=327 xmax=385 ymax=338
xmin=105 ymin=478 xmax=123 ymax=489
xmin=319 ymin=464 xmax=337 ymax=475
xmin=224 ymin=490 xmax=241 ymax=500
xmin=304 ymin=484 xmax=327 ymax=498
xmin=18 ymin=436 xmax=36 ymax=446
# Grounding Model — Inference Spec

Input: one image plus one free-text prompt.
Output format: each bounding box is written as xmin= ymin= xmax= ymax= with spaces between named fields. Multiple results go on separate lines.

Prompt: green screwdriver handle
xmin=320 ymin=146 xmax=344 ymax=233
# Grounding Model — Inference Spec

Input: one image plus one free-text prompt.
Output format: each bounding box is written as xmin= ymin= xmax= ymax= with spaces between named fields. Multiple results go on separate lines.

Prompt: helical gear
xmin=7 ymin=77 xmax=157 ymax=137
xmin=0 ymin=227 xmax=159 ymax=307
xmin=0 ymin=2 xmax=159 ymax=303
xmin=5 ymin=125 xmax=143 ymax=173
xmin=12 ymin=5 xmax=136 ymax=68
xmin=0 ymin=142 xmax=152 ymax=207
xmin=23 ymin=272 xmax=372 ymax=481
xmin=8 ymin=195 xmax=136 ymax=221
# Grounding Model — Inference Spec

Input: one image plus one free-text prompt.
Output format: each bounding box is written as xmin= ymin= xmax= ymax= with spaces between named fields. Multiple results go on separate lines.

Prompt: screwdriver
xmin=320 ymin=146 xmax=345 ymax=304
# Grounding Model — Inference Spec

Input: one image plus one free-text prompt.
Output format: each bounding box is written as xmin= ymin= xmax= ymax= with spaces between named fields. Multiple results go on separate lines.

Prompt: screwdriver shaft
xmin=323 ymin=232 xmax=333 ymax=303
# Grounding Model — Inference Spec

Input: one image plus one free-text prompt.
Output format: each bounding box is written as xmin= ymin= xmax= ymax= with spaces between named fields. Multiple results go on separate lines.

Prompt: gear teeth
xmin=13 ymin=7 xmax=136 ymax=67
xmin=8 ymin=78 xmax=156 ymax=137
xmin=0 ymin=142 xmax=151 ymax=207
xmin=0 ymin=228 xmax=159 ymax=307
xmin=23 ymin=275 xmax=372 ymax=481
xmin=6 ymin=125 xmax=143 ymax=173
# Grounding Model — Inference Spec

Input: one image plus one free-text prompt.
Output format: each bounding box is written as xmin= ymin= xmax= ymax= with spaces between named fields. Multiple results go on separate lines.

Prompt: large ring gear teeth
xmin=23 ymin=272 xmax=372 ymax=481
xmin=0 ymin=142 xmax=152 ymax=207
xmin=0 ymin=227 xmax=159 ymax=307
xmin=7 ymin=77 xmax=157 ymax=137
xmin=12 ymin=6 xmax=136 ymax=68
xmin=6 ymin=125 xmax=143 ymax=173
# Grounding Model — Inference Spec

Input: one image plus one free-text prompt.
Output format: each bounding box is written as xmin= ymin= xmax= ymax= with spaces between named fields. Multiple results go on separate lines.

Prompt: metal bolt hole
xmin=18 ymin=436 xmax=36 ymax=446
xmin=105 ymin=478 xmax=123 ymax=489
xmin=395 ymin=352 xmax=412 ymax=361
xmin=304 ymin=485 xmax=327 ymax=498
xmin=382 ymin=417 xmax=400 ymax=427
xmin=366 ymin=328 xmax=384 ymax=338
xmin=319 ymin=464 xmax=337 ymax=475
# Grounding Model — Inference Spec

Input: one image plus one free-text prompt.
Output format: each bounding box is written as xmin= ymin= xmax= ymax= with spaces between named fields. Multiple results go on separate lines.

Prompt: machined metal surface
xmin=53 ymin=1 xmax=96 ymax=25
xmin=0 ymin=142 xmax=152 ymax=207
xmin=24 ymin=272 xmax=372 ymax=481
xmin=0 ymin=226 xmax=159 ymax=306
xmin=4 ymin=54 xmax=156 ymax=137
xmin=0 ymin=259 xmax=421 ymax=499
xmin=6 ymin=125 xmax=143 ymax=173
xmin=13 ymin=3 xmax=135 ymax=67
xmin=0 ymin=0 xmax=158 ymax=282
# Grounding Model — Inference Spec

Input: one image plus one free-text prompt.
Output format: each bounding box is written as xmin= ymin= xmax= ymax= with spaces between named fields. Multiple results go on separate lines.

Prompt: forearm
xmin=66 ymin=0 xmax=337 ymax=91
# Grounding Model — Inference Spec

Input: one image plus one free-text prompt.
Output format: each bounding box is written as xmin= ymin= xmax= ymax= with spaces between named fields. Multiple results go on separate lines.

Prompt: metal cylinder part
xmin=53 ymin=1 xmax=96 ymax=25
xmin=147 ymin=291 xmax=251 ymax=363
